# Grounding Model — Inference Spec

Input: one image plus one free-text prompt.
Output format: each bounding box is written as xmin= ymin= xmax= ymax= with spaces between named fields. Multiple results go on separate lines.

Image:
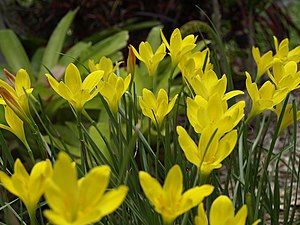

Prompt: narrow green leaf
xmin=0 ymin=29 xmax=34 ymax=78
xmin=40 ymin=9 xmax=78 ymax=75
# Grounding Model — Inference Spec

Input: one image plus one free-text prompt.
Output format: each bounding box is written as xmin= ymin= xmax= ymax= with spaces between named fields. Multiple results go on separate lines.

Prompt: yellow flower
xmin=0 ymin=87 xmax=32 ymax=125
xmin=139 ymin=88 xmax=178 ymax=127
xmin=44 ymin=152 xmax=128 ymax=225
xmin=139 ymin=164 xmax=214 ymax=224
xmin=252 ymin=47 xmax=273 ymax=80
xmin=0 ymin=106 xmax=30 ymax=150
xmin=179 ymin=54 xmax=243 ymax=101
xmin=46 ymin=63 xmax=104 ymax=112
xmin=98 ymin=73 xmax=131 ymax=114
xmin=160 ymin=28 xmax=197 ymax=66
xmin=268 ymin=59 xmax=300 ymax=92
xmin=130 ymin=42 xmax=166 ymax=77
xmin=179 ymin=48 xmax=213 ymax=82
xmin=0 ymin=159 xmax=52 ymax=219
xmin=273 ymin=36 xmax=300 ymax=63
xmin=177 ymin=126 xmax=237 ymax=177
xmin=195 ymin=195 xmax=261 ymax=225
xmin=275 ymin=103 xmax=300 ymax=134
xmin=88 ymin=56 xmax=122 ymax=80
xmin=187 ymin=94 xmax=245 ymax=135
xmin=0 ymin=69 xmax=33 ymax=119
xmin=245 ymin=72 xmax=288 ymax=122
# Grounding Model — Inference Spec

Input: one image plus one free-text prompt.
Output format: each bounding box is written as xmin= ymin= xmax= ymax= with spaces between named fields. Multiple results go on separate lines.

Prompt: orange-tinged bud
xmin=0 ymin=87 xmax=31 ymax=124
xmin=3 ymin=69 xmax=16 ymax=85
xmin=127 ymin=46 xmax=136 ymax=75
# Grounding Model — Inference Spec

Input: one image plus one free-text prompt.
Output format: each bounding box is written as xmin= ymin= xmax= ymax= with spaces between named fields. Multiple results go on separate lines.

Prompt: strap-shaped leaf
xmin=39 ymin=8 xmax=78 ymax=75
xmin=0 ymin=29 xmax=34 ymax=79
xmin=79 ymin=31 xmax=129 ymax=64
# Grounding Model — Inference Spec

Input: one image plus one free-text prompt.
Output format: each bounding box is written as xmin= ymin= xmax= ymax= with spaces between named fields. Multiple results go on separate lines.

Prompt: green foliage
xmin=0 ymin=7 xmax=299 ymax=225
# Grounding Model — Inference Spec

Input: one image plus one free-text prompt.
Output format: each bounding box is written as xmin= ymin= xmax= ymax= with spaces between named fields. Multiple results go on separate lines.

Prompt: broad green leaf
xmin=31 ymin=47 xmax=45 ymax=73
xmin=39 ymin=9 xmax=78 ymax=75
xmin=146 ymin=25 xmax=163 ymax=52
xmin=0 ymin=29 xmax=34 ymax=79
xmin=79 ymin=31 xmax=129 ymax=64
xmin=58 ymin=41 xmax=91 ymax=66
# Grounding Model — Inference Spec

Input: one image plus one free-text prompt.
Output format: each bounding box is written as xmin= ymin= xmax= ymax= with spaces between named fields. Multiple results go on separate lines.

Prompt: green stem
xmin=163 ymin=218 xmax=173 ymax=225
xmin=28 ymin=209 xmax=38 ymax=225
xmin=155 ymin=123 xmax=161 ymax=178
xmin=167 ymin=66 xmax=177 ymax=97
xmin=31 ymin=122 xmax=46 ymax=160
xmin=76 ymin=111 xmax=88 ymax=174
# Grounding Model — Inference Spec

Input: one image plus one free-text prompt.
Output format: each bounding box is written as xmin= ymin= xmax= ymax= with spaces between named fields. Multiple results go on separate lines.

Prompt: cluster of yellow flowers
xmin=0 ymin=152 xmax=128 ymax=225
xmin=0 ymin=27 xmax=299 ymax=225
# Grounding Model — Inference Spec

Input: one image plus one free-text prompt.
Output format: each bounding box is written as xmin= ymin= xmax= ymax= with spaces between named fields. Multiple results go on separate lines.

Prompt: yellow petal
xmin=210 ymin=195 xmax=235 ymax=225
xmin=177 ymin=126 xmax=201 ymax=166
xmin=46 ymin=74 xmax=60 ymax=94
xmin=44 ymin=210 xmax=70 ymax=225
xmin=179 ymin=184 xmax=214 ymax=215
xmin=29 ymin=160 xmax=53 ymax=204
xmin=4 ymin=106 xmax=27 ymax=145
xmin=88 ymin=59 xmax=97 ymax=72
xmin=163 ymin=165 xmax=183 ymax=202
xmin=82 ymin=70 xmax=103 ymax=91
xmin=139 ymin=171 xmax=163 ymax=206
xmin=130 ymin=44 xmax=143 ymax=62
xmin=0 ymin=171 xmax=19 ymax=196
xmin=15 ymin=69 xmax=31 ymax=97
xmin=78 ymin=165 xmax=110 ymax=208
xmin=51 ymin=152 xmax=78 ymax=205
xmin=142 ymin=88 xmax=157 ymax=110
xmin=167 ymin=94 xmax=178 ymax=114
xmin=97 ymin=185 xmax=128 ymax=217
xmin=65 ymin=63 xmax=82 ymax=94
xmin=215 ymin=130 xmax=237 ymax=161
xmin=195 ymin=203 xmax=208 ymax=225
xmin=233 ymin=205 xmax=248 ymax=225
xmin=139 ymin=42 xmax=153 ymax=62
xmin=57 ymin=82 xmax=73 ymax=102
xmin=246 ymin=72 xmax=259 ymax=102
xmin=160 ymin=29 xmax=170 ymax=50
xmin=252 ymin=219 xmax=262 ymax=225
xmin=44 ymin=179 xmax=69 ymax=215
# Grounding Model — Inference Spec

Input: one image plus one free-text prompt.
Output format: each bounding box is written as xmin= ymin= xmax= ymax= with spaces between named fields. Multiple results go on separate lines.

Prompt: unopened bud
xmin=3 ymin=69 xmax=16 ymax=86
xmin=127 ymin=46 xmax=136 ymax=75
xmin=0 ymin=87 xmax=31 ymax=124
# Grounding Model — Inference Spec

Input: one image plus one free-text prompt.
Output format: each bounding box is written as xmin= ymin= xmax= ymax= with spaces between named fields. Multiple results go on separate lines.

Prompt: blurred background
xmin=1 ymin=1 xmax=299 ymax=50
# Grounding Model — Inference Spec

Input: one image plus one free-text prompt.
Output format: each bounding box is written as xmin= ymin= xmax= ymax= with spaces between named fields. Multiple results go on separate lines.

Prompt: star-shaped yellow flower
xmin=46 ymin=63 xmax=104 ymax=112
xmin=245 ymin=72 xmax=288 ymax=122
xmin=0 ymin=158 xmax=52 ymax=221
xmin=139 ymin=88 xmax=178 ymax=127
xmin=252 ymin=47 xmax=273 ymax=81
xmin=139 ymin=164 xmax=213 ymax=224
xmin=195 ymin=195 xmax=261 ymax=225
xmin=187 ymin=93 xmax=245 ymax=135
xmin=98 ymin=73 xmax=131 ymax=114
xmin=131 ymin=42 xmax=166 ymax=77
xmin=177 ymin=126 xmax=238 ymax=177
xmin=44 ymin=152 xmax=128 ymax=225
xmin=0 ymin=69 xmax=33 ymax=122
xmin=160 ymin=28 xmax=197 ymax=66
